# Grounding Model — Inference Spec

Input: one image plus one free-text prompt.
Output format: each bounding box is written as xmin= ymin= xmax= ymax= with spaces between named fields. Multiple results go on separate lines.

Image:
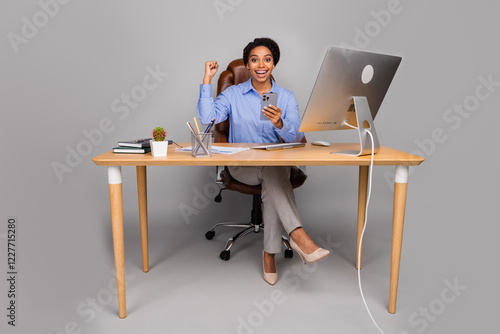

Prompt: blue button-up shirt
xmin=197 ymin=78 xmax=304 ymax=143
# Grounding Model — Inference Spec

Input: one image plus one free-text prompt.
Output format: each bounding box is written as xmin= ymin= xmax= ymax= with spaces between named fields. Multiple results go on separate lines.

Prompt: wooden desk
xmin=92 ymin=143 xmax=424 ymax=318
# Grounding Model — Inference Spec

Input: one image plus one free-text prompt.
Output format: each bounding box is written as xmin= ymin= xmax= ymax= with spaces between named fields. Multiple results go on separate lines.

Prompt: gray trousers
xmin=227 ymin=166 xmax=303 ymax=254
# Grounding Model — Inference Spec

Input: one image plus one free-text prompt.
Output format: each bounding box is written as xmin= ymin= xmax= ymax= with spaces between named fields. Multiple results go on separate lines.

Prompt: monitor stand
xmin=332 ymin=96 xmax=380 ymax=156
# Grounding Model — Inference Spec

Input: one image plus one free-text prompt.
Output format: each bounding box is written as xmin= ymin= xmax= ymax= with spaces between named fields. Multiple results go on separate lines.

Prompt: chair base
xmin=205 ymin=222 xmax=294 ymax=261
xmin=206 ymin=195 xmax=293 ymax=261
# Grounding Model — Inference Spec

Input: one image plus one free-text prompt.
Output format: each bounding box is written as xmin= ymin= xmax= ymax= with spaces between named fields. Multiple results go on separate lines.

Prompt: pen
xmin=186 ymin=121 xmax=196 ymax=134
xmin=171 ymin=141 xmax=183 ymax=148
xmin=202 ymin=118 xmax=216 ymax=134
xmin=207 ymin=119 xmax=216 ymax=133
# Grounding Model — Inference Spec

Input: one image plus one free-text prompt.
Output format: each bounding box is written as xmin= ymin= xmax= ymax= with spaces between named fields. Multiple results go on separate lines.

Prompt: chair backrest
xmin=214 ymin=58 xmax=306 ymax=143
xmin=214 ymin=59 xmax=251 ymax=143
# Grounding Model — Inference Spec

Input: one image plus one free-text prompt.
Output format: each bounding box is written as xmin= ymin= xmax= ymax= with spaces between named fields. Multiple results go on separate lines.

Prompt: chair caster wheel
xmin=205 ymin=231 xmax=215 ymax=240
xmin=284 ymin=249 xmax=293 ymax=258
xmin=220 ymin=250 xmax=230 ymax=261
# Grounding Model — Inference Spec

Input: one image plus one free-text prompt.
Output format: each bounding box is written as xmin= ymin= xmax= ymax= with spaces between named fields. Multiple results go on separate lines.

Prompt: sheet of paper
xmin=175 ymin=146 xmax=250 ymax=155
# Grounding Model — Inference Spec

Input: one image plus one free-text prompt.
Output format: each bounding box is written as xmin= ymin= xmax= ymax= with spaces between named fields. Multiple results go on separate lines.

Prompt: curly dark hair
xmin=243 ymin=37 xmax=280 ymax=67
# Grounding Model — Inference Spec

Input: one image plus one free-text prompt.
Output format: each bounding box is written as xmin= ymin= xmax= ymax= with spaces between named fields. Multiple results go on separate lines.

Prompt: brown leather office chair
xmin=204 ymin=59 xmax=307 ymax=261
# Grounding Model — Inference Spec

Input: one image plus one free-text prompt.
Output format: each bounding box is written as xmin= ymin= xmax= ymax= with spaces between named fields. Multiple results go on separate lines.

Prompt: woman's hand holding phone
xmin=263 ymin=105 xmax=283 ymax=129
xmin=261 ymin=93 xmax=283 ymax=129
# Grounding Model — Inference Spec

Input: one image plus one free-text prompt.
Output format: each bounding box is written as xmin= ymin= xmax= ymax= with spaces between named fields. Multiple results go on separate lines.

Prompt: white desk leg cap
xmin=108 ymin=166 xmax=122 ymax=184
xmin=395 ymin=165 xmax=409 ymax=184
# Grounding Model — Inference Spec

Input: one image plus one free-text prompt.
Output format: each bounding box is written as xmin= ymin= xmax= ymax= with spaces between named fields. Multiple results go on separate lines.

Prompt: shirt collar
xmin=242 ymin=78 xmax=279 ymax=95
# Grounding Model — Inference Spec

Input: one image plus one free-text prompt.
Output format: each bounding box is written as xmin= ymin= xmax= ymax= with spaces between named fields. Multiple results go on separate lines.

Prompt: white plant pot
xmin=150 ymin=140 xmax=168 ymax=157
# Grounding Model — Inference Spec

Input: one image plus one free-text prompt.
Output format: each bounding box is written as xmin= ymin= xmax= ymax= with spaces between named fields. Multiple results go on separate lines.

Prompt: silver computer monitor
xmin=299 ymin=47 xmax=402 ymax=155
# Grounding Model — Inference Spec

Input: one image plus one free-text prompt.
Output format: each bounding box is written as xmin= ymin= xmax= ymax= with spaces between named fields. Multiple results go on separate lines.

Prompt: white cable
xmin=344 ymin=121 xmax=385 ymax=334
xmin=343 ymin=121 xmax=358 ymax=130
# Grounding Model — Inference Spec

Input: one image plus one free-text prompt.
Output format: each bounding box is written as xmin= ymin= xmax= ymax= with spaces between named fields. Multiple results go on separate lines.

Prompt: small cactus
xmin=152 ymin=127 xmax=166 ymax=141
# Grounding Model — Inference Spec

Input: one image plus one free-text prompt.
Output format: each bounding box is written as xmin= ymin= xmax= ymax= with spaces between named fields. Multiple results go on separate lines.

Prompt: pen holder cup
xmin=191 ymin=132 xmax=212 ymax=158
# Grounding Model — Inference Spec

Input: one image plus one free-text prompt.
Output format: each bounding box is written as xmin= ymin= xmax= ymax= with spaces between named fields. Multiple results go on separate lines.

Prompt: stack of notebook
xmin=113 ymin=138 xmax=152 ymax=153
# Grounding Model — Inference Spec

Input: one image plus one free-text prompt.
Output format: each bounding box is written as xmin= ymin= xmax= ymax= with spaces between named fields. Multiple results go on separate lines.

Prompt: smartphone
xmin=260 ymin=93 xmax=278 ymax=121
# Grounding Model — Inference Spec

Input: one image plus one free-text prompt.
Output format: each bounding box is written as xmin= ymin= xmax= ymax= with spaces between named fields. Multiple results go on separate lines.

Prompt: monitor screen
xmin=299 ymin=47 xmax=402 ymax=132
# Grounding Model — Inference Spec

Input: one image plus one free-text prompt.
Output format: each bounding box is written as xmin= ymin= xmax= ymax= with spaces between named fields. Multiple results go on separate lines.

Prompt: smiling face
xmin=246 ymin=46 xmax=275 ymax=86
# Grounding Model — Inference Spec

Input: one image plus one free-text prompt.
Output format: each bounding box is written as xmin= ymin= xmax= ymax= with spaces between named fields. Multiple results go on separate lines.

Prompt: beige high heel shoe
xmin=262 ymin=251 xmax=278 ymax=285
xmin=289 ymin=239 xmax=330 ymax=264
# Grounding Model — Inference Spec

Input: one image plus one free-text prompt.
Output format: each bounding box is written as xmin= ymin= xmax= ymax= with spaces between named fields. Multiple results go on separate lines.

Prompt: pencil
xmin=193 ymin=117 xmax=200 ymax=134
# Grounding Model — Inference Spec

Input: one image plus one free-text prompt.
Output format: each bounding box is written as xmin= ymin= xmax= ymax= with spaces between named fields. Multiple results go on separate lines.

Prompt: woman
xmin=197 ymin=37 xmax=330 ymax=285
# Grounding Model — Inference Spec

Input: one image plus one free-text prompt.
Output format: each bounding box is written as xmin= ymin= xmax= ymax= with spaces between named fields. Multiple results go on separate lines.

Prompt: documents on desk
xmin=176 ymin=146 xmax=250 ymax=155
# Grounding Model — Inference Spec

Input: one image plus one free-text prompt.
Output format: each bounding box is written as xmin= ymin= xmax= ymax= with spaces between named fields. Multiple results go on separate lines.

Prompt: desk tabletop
xmin=92 ymin=143 xmax=424 ymax=167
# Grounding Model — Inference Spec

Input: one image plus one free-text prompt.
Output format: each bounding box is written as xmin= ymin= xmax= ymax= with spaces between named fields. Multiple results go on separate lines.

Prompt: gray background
xmin=1 ymin=0 xmax=498 ymax=333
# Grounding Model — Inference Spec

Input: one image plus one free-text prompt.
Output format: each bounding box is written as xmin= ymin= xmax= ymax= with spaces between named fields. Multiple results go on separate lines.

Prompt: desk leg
xmin=356 ymin=166 xmax=369 ymax=270
xmin=136 ymin=166 xmax=149 ymax=273
xmin=108 ymin=166 xmax=127 ymax=319
xmin=389 ymin=165 xmax=409 ymax=314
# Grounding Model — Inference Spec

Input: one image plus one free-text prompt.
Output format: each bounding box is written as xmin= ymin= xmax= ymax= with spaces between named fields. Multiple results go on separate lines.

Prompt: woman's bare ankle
xmin=263 ymin=251 xmax=276 ymax=273
xmin=290 ymin=228 xmax=319 ymax=254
